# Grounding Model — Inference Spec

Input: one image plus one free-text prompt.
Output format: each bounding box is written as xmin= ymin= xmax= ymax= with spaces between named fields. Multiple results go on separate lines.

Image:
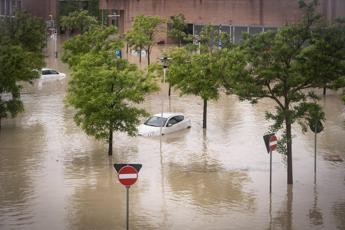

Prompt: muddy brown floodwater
xmin=1 ymin=37 xmax=345 ymax=230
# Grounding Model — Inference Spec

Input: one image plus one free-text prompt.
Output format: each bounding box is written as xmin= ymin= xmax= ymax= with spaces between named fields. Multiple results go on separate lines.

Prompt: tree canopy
xmin=63 ymin=26 xmax=159 ymax=155
xmin=224 ymin=0 xmax=345 ymax=184
xmin=168 ymin=13 xmax=188 ymax=46
xmin=167 ymin=47 xmax=225 ymax=128
xmin=60 ymin=10 xmax=99 ymax=35
xmin=0 ymin=11 xmax=45 ymax=129
xmin=125 ymin=15 xmax=161 ymax=65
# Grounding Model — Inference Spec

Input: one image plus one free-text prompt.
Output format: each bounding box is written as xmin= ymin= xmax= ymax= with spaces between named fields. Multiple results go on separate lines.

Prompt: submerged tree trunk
xmin=147 ymin=47 xmax=151 ymax=65
xmin=203 ymin=99 xmax=207 ymax=129
xmin=139 ymin=51 xmax=142 ymax=63
xmin=286 ymin=118 xmax=293 ymax=184
xmin=108 ymin=127 xmax=113 ymax=156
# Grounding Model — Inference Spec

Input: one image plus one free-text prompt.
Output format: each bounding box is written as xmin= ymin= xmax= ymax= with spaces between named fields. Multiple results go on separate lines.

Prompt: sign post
xmin=309 ymin=120 xmax=324 ymax=179
xmin=114 ymin=164 xmax=142 ymax=230
xmin=115 ymin=49 xmax=122 ymax=59
xmin=263 ymin=134 xmax=277 ymax=193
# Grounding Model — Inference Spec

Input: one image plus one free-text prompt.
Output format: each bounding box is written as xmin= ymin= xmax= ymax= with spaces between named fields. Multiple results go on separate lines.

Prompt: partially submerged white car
xmin=40 ymin=68 xmax=66 ymax=81
xmin=138 ymin=113 xmax=191 ymax=136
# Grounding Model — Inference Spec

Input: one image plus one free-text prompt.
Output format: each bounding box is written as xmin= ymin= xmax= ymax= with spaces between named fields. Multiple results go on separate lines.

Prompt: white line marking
xmin=119 ymin=174 xmax=137 ymax=179
xmin=269 ymin=141 xmax=277 ymax=146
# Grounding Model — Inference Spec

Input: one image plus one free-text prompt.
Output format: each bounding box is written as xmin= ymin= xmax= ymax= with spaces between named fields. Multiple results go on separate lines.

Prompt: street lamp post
xmin=159 ymin=56 xmax=171 ymax=150
xmin=54 ymin=30 xmax=58 ymax=58
xmin=48 ymin=14 xmax=57 ymax=58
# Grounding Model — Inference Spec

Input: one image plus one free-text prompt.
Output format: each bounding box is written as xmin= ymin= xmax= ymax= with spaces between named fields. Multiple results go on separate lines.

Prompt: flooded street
xmin=1 ymin=39 xmax=345 ymax=230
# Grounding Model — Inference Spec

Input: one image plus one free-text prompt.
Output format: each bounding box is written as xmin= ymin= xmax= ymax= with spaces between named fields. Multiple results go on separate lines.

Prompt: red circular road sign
xmin=269 ymin=135 xmax=277 ymax=152
xmin=118 ymin=165 xmax=138 ymax=187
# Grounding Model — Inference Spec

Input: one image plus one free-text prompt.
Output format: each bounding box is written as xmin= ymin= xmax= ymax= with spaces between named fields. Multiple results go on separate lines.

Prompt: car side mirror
xmin=167 ymin=123 xmax=173 ymax=127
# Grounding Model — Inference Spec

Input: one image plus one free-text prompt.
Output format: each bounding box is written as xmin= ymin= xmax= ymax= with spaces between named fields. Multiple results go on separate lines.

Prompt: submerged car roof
xmin=41 ymin=68 xmax=55 ymax=71
xmin=152 ymin=112 xmax=184 ymax=119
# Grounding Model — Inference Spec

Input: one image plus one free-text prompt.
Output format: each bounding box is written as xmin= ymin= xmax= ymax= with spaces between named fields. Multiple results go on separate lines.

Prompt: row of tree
xmin=62 ymin=26 xmax=160 ymax=155
xmin=0 ymin=12 xmax=46 ymax=129
xmin=166 ymin=0 xmax=345 ymax=185
xmin=0 ymin=1 xmax=344 ymax=186
xmin=10 ymin=0 xmax=338 ymax=186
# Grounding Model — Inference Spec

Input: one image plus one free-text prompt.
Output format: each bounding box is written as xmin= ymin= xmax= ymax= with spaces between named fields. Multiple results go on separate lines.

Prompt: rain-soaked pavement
xmin=1 ymin=36 xmax=345 ymax=230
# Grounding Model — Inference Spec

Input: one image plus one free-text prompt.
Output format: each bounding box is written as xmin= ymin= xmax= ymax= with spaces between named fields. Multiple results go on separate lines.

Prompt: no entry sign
xmin=113 ymin=163 xmax=142 ymax=230
xmin=263 ymin=133 xmax=278 ymax=153
xmin=114 ymin=164 xmax=142 ymax=187
xmin=118 ymin=165 xmax=138 ymax=187
xmin=269 ymin=135 xmax=277 ymax=152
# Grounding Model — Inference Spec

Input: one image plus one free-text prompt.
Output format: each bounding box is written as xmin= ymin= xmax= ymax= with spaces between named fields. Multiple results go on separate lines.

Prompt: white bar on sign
xmin=269 ymin=141 xmax=277 ymax=146
xmin=119 ymin=174 xmax=137 ymax=179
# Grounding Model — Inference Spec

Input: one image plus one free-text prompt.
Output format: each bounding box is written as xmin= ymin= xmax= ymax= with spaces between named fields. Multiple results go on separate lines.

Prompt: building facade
xmin=0 ymin=0 xmax=22 ymax=16
xmin=0 ymin=0 xmax=57 ymax=20
xmin=99 ymin=0 xmax=345 ymax=43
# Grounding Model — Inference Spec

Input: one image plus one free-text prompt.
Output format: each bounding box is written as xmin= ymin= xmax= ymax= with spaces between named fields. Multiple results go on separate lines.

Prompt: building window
xmin=233 ymin=26 xmax=248 ymax=43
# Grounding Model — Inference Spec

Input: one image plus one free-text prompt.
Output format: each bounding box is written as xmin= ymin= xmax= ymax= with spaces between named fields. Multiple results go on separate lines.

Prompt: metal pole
xmin=54 ymin=30 xmax=58 ymax=58
xmin=160 ymin=68 xmax=166 ymax=151
xmin=270 ymin=150 xmax=272 ymax=193
xmin=314 ymin=122 xmax=317 ymax=175
xmin=126 ymin=186 xmax=129 ymax=230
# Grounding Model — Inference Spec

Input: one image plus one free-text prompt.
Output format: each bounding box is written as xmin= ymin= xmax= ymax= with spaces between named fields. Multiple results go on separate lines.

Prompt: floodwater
xmin=1 ymin=38 xmax=345 ymax=230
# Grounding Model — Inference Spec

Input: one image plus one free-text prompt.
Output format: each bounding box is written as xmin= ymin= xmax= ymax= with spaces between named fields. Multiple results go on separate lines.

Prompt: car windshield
xmin=144 ymin=116 xmax=167 ymax=127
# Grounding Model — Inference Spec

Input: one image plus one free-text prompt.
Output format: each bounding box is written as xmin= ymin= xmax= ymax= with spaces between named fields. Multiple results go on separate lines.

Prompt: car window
xmin=144 ymin=116 xmax=167 ymax=127
xmin=42 ymin=70 xmax=51 ymax=75
xmin=175 ymin=115 xmax=184 ymax=122
xmin=167 ymin=116 xmax=181 ymax=127
xmin=42 ymin=69 xmax=59 ymax=75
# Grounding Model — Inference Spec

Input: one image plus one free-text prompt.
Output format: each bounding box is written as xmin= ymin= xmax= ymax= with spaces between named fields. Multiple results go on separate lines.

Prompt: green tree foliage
xmin=167 ymin=48 xmax=224 ymax=128
xmin=0 ymin=11 xmax=45 ymax=129
xmin=125 ymin=15 xmax=161 ymax=65
xmin=167 ymin=24 xmax=237 ymax=128
xmin=225 ymin=0 xmax=345 ymax=184
xmin=59 ymin=0 xmax=99 ymax=18
xmin=63 ymin=26 xmax=158 ymax=155
xmin=187 ymin=24 xmax=232 ymax=53
xmin=168 ymin=13 xmax=188 ymax=46
xmin=60 ymin=10 xmax=99 ymax=35
xmin=62 ymin=26 xmax=121 ymax=67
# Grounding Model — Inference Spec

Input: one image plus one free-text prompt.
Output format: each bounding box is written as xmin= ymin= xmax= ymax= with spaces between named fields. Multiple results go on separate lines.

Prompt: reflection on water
xmin=1 ymin=45 xmax=345 ymax=229
xmin=271 ymin=186 xmax=293 ymax=230
xmin=333 ymin=202 xmax=345 ymax=229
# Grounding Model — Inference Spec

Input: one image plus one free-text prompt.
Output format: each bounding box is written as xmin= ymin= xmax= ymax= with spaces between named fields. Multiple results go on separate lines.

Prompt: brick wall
xmin=100 ymin=0 xmax=345 ymax=34
xmin=22 ymin=0 xmax=57 ymax=20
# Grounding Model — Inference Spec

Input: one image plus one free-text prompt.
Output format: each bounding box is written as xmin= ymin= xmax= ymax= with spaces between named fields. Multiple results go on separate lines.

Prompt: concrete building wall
xmin=100 ymin=0 xmax=345 ymax=34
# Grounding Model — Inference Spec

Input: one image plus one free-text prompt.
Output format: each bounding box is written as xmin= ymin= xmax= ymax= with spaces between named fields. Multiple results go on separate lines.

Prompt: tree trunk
xmin=108 ymin=127 xmax=113 ymax=156
xmin=286 ymin=118 xmax=293 ymax=184
xmin=168 ymin=84 xmax=171 ymax=97
xmin=139 ymin=46 xmax=142 ymax=63
xmin=203 ymin=99 xmax=207 ymax=129
xmin=139 ymin=51 xmax=142 ymax=63
xmin=323 ymin=87 xmax=326 ymax=96
xmin=147 ymin=48 xmax=150 ymax=65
